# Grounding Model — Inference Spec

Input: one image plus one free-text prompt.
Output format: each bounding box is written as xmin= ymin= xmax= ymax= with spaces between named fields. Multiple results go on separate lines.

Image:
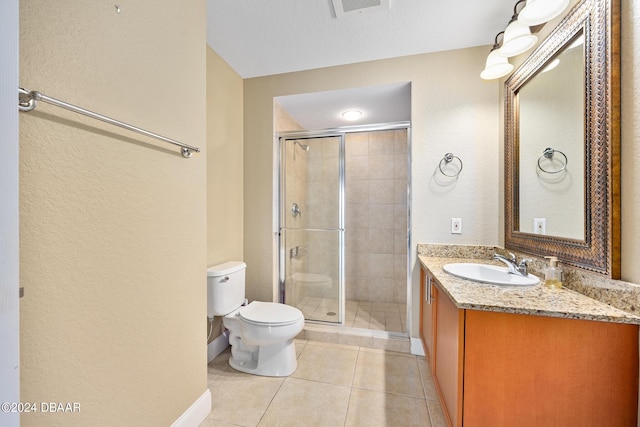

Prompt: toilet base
xmin=228 ymin=338 xmax=298 ymax=377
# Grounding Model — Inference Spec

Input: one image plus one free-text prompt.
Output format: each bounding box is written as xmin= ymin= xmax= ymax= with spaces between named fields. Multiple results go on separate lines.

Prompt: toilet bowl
xmin=223 ymin=301 xmax=304 ymax=376
xmin=207 ymin=262 xmax=304 ymax=377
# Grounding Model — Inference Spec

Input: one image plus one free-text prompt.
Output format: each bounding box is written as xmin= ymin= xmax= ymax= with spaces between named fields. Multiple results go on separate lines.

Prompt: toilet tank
xmin=207 ymin=261 xmax=246 ymax=317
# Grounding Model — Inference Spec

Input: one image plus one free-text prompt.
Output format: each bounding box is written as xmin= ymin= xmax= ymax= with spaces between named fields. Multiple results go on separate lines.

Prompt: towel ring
xmin=537 ymin=147 xmax=567 ymax=174
xmin=438 ymin=153 xmax=463 ymax=177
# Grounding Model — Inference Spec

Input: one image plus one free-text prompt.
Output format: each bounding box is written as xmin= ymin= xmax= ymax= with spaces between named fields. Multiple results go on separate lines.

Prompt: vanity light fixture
xmin=341 ymin=110 xmax=363 ymax=121
xmin=518 ymin=0 xmax=570 ymax=26
xmin=480 ymin=32 xmax=514 ymax=80
xmin=481 ymin=0 xmax=567 ymax=80
xmin=500 ymin=0 xmax=539 ymax=58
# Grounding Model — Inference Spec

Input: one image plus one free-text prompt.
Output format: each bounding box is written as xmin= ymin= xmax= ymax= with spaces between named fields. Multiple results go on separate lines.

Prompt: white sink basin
xmin=443 ymin=263 xmax=540 ymax=286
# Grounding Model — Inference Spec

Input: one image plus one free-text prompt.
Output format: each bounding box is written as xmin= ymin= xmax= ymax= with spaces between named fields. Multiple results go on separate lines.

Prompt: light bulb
xmin=481 ymin=49 xmax=514 ymax=80
xmin=518 ymin=0 xmax=570 ymax=26
xmin=500 ymin=19 xmax=539 ymax=57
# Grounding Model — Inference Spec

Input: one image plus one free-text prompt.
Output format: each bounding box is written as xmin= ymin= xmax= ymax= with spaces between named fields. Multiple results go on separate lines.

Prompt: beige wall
xmin=19 ymin=2 xmax=207 ymax=426
xmin=207 ymin=47 xmax=244 ymax=266
xmin=206 ymin=47 xmax=244 ymax=344
xmin=244 ymin=47 xmax=500 ymax=337
xmin=621 ymin=1 xmax=640 ymax=283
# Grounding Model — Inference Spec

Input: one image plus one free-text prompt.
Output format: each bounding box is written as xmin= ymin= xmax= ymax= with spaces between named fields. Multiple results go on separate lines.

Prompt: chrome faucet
xmin=493 ymin=253 xmax=531 ymax=276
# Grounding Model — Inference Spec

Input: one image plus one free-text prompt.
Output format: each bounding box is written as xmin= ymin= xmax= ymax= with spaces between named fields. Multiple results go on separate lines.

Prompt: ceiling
xmin=206 ymin=0 xmax=513 ymax=129
xmin=275 ymin=82 xmax=411 ymax=129
xmin=206 ymin=0 xmax=513 ymax=79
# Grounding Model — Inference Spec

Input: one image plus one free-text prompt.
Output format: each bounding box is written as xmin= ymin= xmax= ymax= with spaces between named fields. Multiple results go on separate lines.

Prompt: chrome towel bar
xmin=18 ymin=87 xmax=200 ymax=158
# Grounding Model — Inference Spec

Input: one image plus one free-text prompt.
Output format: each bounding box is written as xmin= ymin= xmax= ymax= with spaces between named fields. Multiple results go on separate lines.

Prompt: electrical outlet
xmin=451 ymin=218 xmax=462 ymax=234
xmin=533 ymin=218 xmax=546 ymax=235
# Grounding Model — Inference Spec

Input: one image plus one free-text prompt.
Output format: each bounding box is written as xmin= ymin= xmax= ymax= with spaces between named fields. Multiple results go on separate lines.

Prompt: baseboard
xmin=170 ymin=389 xmax=211 ymax=427
xmin=410 ymin=337 xmax=425 ymax=356
xmin=208 ymin=330 xmax=229 ymax=363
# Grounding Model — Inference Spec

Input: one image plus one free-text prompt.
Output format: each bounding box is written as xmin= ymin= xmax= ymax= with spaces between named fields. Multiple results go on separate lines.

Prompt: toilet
xmin=207 ymin=261 xmax=304 ymax=377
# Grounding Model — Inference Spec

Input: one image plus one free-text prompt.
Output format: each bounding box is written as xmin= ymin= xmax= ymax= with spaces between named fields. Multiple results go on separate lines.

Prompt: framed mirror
xmin=504 ymin=0 xmax=620 ymax=277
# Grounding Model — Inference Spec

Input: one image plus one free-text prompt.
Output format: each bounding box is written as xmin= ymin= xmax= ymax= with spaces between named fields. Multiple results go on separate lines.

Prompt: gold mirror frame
xmin=504 ymin=0 xmax=620 ymax=277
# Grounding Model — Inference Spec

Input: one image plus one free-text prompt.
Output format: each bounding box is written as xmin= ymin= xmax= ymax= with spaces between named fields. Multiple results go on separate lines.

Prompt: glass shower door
xmin=279 ymin=134 xmax=344 ymax=324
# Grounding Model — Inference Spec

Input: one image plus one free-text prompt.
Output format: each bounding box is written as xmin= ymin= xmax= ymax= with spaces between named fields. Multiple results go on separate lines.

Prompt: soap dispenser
xmin=544 ymin=256 xmax=563 ymax=289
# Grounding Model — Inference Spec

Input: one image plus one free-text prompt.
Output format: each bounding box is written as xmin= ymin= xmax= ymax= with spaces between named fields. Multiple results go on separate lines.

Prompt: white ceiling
xmin=206 ymin=0 xmax=513 ymax=79
xmin=206 ymin=0 xmax=513 ymax=129
xmin=275 ymin=82 xmax=411 ymax=129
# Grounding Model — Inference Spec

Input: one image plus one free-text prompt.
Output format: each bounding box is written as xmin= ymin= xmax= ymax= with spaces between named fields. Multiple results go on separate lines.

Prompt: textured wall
xmin=243 ymin=46 xmax=500 ymax=337
xmin=19 ymin=2 xmax=207 ymax=425
xmin=206 ymin=46 xmax=244 ymax=344
xmin=621 ymin=1 xmax=640 ymax=283
xmin=207 ymin=47 xmax=244 ymax=267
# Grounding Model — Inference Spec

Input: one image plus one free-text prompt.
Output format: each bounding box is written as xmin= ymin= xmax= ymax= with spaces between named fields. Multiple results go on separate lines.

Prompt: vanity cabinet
xmin=419 ymin=270 xmax=436 ymax=360
xmin=419 ymin=266 xmax=639 ymax=427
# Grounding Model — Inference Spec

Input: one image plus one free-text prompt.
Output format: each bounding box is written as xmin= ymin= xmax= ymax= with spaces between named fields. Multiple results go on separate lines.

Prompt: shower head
xmin=294 ymin=141 xmax=310 ymax=152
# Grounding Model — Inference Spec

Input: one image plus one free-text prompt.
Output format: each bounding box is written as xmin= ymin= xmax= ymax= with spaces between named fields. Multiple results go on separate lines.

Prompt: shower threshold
xmin=297 ymin=322 xmax=411 ymax=354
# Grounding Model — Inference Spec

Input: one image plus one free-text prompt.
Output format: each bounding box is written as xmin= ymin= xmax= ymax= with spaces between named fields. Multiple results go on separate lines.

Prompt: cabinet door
xmin=463 ymin=310 xmax=639 ymax=427
xmin=419 ymin=268 xmax=436 ymax=363
xmin=434 ymin=285 xmax=464 ymax=427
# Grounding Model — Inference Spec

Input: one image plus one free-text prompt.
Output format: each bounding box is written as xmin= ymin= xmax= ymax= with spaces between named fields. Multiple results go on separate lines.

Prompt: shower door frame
xmin=278 ymin=131 xmax=346 ymax=325
xmin=277 ymin=122 xmax=412 ymax=333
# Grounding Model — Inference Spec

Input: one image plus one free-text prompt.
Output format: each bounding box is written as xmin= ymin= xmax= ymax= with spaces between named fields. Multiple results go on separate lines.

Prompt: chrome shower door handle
xmin=291 ymin=203 xmax=301 ymax=217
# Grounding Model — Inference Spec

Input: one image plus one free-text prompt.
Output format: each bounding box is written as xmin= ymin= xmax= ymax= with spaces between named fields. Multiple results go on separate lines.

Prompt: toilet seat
xmin=238 ymin=301 xmax=303 ymax=326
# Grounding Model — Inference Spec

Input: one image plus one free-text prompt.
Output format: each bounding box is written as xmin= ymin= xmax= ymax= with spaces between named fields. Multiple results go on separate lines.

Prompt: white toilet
xmin=207 ymin=261 xmax=304 ymax=377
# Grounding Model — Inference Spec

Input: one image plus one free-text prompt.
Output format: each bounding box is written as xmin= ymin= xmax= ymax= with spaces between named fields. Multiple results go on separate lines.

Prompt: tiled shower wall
xmin=284 ymin=139 xmax=310 ymax=304
xmin=345 ymin=130 xmax=408 ymax=304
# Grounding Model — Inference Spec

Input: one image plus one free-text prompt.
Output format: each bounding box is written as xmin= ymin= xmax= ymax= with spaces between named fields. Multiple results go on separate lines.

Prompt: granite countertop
xmin=418 ymin=255 xmax=640 ymax=325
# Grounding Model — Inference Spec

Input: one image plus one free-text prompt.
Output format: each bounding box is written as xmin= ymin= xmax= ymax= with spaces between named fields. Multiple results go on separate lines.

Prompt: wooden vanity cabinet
xmin=419 ymin=266 xmax=639 ymax=427
xmin=419 ymin=268 xmax=436 ymax=361
xmin=433 ymin=280 xmax=464 ymax=427
xmin=420 ymin=267 xmax=464 ymax=426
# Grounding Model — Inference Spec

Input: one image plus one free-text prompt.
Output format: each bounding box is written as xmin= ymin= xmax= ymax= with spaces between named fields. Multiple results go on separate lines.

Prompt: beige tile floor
xmin=297 ymin=298 xmax=408 ymax=334
xmin=200 ymin=340 xmax=445 ymax=427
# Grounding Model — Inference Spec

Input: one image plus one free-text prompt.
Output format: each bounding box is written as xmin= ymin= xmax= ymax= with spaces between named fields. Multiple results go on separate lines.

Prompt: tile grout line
xmin=342 ymin=346 xmax=362 ymax=427
xmin=250 ymin=341 xmax=310 ymax=427
xmin=256 ymin=377 xmax=287 ymax=427
xmin=416 ymin=358 xmax=436 ymax=427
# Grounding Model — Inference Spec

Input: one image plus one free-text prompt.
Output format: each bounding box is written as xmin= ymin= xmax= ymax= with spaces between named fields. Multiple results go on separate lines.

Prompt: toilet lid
xmin=238 ymin=301 xmax=303 ymax=326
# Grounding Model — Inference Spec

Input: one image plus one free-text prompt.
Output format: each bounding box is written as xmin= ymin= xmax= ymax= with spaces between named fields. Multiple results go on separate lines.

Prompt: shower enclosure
xmin=278 ymin=125 xmax=410 ymax=334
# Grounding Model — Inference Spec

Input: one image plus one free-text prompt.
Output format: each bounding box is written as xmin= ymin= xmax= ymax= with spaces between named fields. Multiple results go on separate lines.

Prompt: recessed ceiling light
xmin=341 ymin=110 xmax=363 ymax=120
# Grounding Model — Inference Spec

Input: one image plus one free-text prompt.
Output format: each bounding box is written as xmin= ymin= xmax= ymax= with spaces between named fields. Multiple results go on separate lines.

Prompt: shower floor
xmin=296 ymin=297 xmax=407 ymax=334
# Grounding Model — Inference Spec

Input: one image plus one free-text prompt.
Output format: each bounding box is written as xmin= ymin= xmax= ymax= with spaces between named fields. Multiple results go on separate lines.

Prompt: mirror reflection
xmin=517 ymin=31 xmax=585 ymax=240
